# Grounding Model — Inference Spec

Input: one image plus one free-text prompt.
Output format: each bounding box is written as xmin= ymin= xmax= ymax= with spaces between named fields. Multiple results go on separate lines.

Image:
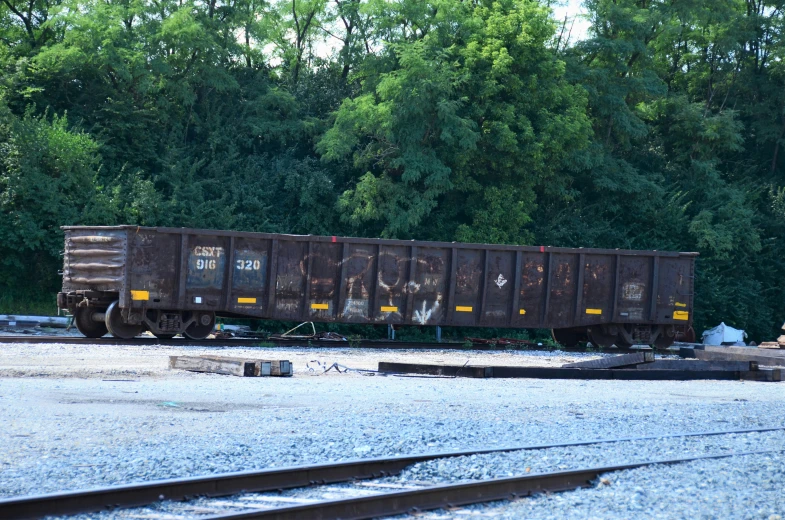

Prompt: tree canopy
xmin=1 ymin=0 xmax=783 ymax=340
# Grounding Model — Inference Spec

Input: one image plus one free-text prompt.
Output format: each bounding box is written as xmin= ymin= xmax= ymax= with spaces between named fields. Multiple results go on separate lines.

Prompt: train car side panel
xmin=127 ymin=230 xmax=179 ymax=309
xmin=307 ymin=241 xmax=342 ymax=320
xmin=514 ymin=252 xmax=546 ymax=328
xmin=656 ymin=256 xmax=694 ymax=323
xmin=616 ymin=255 xmax=653 ymax=323
xmin=452 ymin=248 xmax=483 ymax=327
xmin=579 ymin=254 xmax=615 ymax=325
xmin=480 ymin=250 xmax=515 ymax=327
xmin=228 ymin=236 xmax=269 ymax=317
xmin=411 ymin=247 xmax=448 ymax=326
xmin=273 ymin=240 xmax=307 ymax=320
xmin=376 ymin=244 xmax=408 ymax=324
xmin=546 ymin=253 xmax=579 ymax=328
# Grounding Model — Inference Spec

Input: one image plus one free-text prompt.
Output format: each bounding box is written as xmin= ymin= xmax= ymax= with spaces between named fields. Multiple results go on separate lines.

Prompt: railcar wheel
xmin=74 ymin=307 xmax=108 ymax=338
xmin=653 ymin=336 xmax=675 ymax=349
xmin=587 ymin=328 xmax=618 ymax=349
xmin=551 ymin=328 xmax=588 ymax=348
xmin=184 ymin=312 xmax=215 ymax=340
xmin=654 ymin=326 xmax=676 ymax=350
xmin=105 ymin=301 xmax=143 ymax=339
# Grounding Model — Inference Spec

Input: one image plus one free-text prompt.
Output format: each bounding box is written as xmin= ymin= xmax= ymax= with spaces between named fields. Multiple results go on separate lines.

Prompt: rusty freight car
xmin=57 ymin=226 xmax=697 ymax=348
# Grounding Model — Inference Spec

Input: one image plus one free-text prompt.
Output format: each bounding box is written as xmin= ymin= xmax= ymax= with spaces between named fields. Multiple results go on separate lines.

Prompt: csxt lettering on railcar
xmin=57 ymin=226 xmax=697 ymax=347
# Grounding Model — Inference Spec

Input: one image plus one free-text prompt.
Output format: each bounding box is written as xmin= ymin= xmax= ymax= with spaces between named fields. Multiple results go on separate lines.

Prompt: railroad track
xmin=2 ymin=426 xmax=783 ymax=520
xmin=0 ymin=335 xmax=654 ymax=354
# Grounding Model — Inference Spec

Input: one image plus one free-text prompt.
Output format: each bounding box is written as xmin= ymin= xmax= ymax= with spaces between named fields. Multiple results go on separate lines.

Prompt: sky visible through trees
xmin=0 ymin=0 xmax=783 ymax=341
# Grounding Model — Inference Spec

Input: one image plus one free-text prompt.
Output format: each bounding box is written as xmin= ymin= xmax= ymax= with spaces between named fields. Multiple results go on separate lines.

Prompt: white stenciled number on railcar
xmin=236 ymin=259 xmax=262 ymax=270
xmin=193 ymin=246 xmax=224 ymax=257
xmin=196 ymin=258 xmax=217 ymax=270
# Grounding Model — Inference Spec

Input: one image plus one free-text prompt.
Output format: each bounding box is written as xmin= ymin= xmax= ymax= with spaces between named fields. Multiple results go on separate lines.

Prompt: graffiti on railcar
xmin=308 ymin=243 xmax=342 ymax=317
xmin=617 ymin=256 xmax=651 ymax=322
xmin=342 ymin=246 xmax=374 ymax=320
xmin=376 ymin=246 xmax=407 ymax=321
xmin=412 ymin=249 xmax=446 ymax=325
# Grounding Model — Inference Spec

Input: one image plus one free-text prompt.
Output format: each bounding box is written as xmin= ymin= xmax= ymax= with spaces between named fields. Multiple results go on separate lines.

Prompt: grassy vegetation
xmin=0 ymin=293 xmax=59 ymax=316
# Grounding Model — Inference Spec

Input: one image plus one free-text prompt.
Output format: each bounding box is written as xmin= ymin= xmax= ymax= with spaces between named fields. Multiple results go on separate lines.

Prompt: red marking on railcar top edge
xmin=540 ymin=246 xmax=545 ymax=252
xmin=332 ymin=236 xmax=337 ymax=243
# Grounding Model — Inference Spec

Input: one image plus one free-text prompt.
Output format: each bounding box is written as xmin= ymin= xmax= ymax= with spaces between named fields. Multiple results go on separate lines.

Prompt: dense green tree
xmin=319 ymin=0 xmax=591 ymax=242
xmin=0 ymin=100 xmax=105 ymax=299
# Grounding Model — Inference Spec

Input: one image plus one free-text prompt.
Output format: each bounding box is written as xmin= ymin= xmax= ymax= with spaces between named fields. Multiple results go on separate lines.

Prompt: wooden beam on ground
xmin=377 ymin=362 xmax=491 ymax=378
xmin=377 ymin=362 xmax=782 ymax=381
xmin=633 ymin=360 xmax=757 ymax=371
xmin=705 ymin=346 xmax=785 ymax=359
xmin=695 ymin=349 xmax=785 ymax=367
xmin=739 ymin=369 xmax=783 ymax=382
xmin=169 ymin=356 xmax=256 ymax=376
xmin=561 ymin=352 xmax=654 ymax=369
xmin=169 ymin=356 xmax=293 ymax=377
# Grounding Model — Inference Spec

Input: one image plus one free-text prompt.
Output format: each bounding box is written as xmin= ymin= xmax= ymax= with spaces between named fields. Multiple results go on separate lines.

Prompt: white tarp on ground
xmin=702 ymin=322 xmax=747 ymax=346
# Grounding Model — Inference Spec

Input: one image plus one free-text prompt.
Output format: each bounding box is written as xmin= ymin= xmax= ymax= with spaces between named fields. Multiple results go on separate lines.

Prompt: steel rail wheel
xmin=587 ymin=327 xmax=618 ymax=349
xmin=184 ymin=311 xmax=215 ymax=340
xmin=551 ymin=327 xmax=589 ymax=348
xmin=105 ymin=301 xmax=143 ymax=339
xmin=73 ymin=307 xmax=108 ymax=338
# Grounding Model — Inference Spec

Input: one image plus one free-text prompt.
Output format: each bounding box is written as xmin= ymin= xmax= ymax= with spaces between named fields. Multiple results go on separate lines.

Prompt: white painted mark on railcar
xmin=193 ymin=246 xmax=224 ymax=257
xmin=195 ymin=259 xmax=217 ymax=270
xmin=495 ymin=274 xmax=507 ymax=289
xmin=414 ymin=301 xmax=440 ymax=325
xmin=622 ymin=282 xmax=644 ymax=301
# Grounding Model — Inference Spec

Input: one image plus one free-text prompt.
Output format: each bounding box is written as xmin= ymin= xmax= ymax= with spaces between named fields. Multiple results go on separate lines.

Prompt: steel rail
xmin=1 ymin=426 xmax=783 ymax=519
xmin=0 ymin=335 xmax=650 ymax=353
xmin=203 ymin=449 xmax=784 ymax=520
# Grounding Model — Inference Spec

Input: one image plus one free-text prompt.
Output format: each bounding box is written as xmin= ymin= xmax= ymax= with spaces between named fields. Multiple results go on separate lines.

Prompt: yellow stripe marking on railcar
xmin=380 ymin=306 xmax=398 ymax=312
xmin=131 ymin=290 xmax=149 ymax=301
xmin=673 ymin=311 xmax=690 ymax=320
xmin=585 ymin=308 xmax=602 ymax=315
xmin=456 ymin=306 xmax=473 ymax=312
xmin=519 ymin=309 xmax=526 ymax=315
xmin=237 ymin=297 xmax=257 ymax=304
xmin=674 ymin=302 xmax=687 ymax=307
xmin=311 ymin=303 xmax=329 ymax=310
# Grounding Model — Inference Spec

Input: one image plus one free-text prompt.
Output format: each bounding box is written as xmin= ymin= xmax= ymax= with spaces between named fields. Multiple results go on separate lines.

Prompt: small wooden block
xmin=169 ymin=356 xmax=292 ymax=377
xmin=169 ymin=355 xmax=254 ymax=376
xmin=740 ymin=369 xmax=782 ymax=382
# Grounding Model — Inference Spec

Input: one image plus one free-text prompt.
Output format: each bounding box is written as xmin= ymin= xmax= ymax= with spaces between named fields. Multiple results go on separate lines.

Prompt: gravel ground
xmin=0 ymin=340 xmax=597 ymax=378
xmin=418 ymin=452 xmax=785 ymax=519
xmin=1 ymin=341 xmax=784 ymax=519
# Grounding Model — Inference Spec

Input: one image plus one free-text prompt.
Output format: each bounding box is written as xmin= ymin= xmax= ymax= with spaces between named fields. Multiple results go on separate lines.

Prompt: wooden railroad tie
xmin=169 ymin=355 xmax=293 ymax=377
xmin=562 ymin=351 xmax=654 ymax=369
xmin=378 ymin=358 xmax=782 ymax=382
xmin=680 ymin=346 xmax=785 ymax=367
